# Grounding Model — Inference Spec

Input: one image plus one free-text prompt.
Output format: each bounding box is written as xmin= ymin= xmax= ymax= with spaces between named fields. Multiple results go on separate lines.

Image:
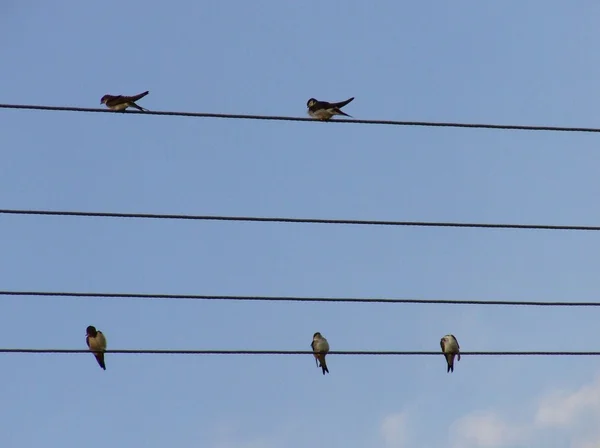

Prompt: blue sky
xmin=3 ymin=2 xmax=600 ymax=447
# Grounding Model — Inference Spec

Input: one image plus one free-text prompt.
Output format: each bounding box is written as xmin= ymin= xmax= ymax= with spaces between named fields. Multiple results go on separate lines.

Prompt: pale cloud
xmin=210 ymin=422 xmax=284 ymax=448
xmin=535 ymin=376 xmax=600 ymax=428
xmin=380 ymin=412 xmax=409 ymax=448
xmin=450 ymin=411 xmax=528 ymax=448
xmin=449 ymin=374 xmax=600 ymax=448
xmin=575 ymin=439 xmax=600 ymax=448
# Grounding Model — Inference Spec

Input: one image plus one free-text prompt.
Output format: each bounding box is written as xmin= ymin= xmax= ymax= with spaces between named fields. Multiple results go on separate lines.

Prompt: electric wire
xmin=2 ymin=208 xmax=600 ymax=232
xmin=1 ymin=349 xmax=599 ymax=356
xmin=2 ymin=290 xmax=600 ymax=307
xmin=1 ymin=103 xmax=599 ymax=133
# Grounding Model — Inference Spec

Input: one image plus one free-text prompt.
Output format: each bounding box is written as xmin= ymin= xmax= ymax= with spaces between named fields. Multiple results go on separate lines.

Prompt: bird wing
xmin=440 ymin=338 xmax=446 ymax=352
xmin=310 ymin=100 xmax=331 ymax=111
xmin=106 ymin=95 xmax=126 ymax=107
xmin=127 ymin=91 xmax=149 ymax=102
xmin=97 ymin=331 xmax=107 ymax=350
xmin=449 ymin=335 xmax=459 ymax=349
xmin=454 ymin=337 xmax=460 ymax=360
xmin=331 ymin=97 xmax=354 ymax=108
xmin=310 ymin=340 xmax=319 ymax=366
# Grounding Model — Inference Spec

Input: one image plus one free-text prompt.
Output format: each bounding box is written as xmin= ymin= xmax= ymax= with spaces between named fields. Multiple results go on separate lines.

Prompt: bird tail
xmin=320 ymin=356 xmax=329 ymax=375
xmin=313 ymin=354 xmax=320 ymax=367
xmin=95 ymin=352 xmax=106 ymax=370
xmin=130 ymin=102 xmax=149 ymax=112
xmin=333 ymin=108 xmax=352 ymax=118
xmin=446 ymin=354 xmax=454 ymax=373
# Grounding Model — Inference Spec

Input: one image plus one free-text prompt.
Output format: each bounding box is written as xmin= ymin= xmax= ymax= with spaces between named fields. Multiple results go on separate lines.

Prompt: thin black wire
xmin=1 ymin=349 xmax=599 ymax=356
xmin=1 ymin=103 xmax=599 ymax=133
xmin=2 ymin=290 xmax=600 ymax=307
xmin=2 ymin=208 xmax=600 ymax=232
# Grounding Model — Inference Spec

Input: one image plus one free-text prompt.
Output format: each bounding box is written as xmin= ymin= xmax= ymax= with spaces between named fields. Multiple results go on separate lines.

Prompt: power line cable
xmin=1 ymin=349 xmax=599 ymax=356
xmin=2 ymin=290 xmax=600 ymax=307
xmin=1 ymin=103 xmax=599 ymax=133
xmin=1 ymin=208 xmax=600 ymax=232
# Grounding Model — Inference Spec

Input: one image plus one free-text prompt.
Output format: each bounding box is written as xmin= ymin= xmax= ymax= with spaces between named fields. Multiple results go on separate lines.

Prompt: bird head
xmin=100 ymin=95 xmax=110 ymax=105
xmin=86 ymin=325 xmax=98 ymax=337
xmin=307 ymin=98 xmax=318 ymax=108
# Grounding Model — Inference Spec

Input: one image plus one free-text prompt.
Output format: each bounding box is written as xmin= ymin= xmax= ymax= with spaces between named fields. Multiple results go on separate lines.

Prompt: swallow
xmin=440 ymin=334 xmax=460 ymax=373
xmin=86 ymin=325 xmax=107 ymax=370
xmin=311 ymin=332 xmax=330 ymax=375
xmin=306 ymin=97 xmax=354 ymax=120
xmin=100 ymin=91 xmax=149 ymax=112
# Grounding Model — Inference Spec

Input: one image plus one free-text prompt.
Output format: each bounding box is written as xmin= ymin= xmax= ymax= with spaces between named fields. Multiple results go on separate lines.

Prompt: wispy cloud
xmin=449 ymin=374 xmax=600 ymax=448
xmin=210 ymin=422 xmax=284 ymax=448
xmin=210 ymin=375 xmax=600 ymax=448
xmin=380 ymin=412 xmax=409 ymax=448
xmin=535 ymin=376 xmax=600 ymax=428
xmin=449 ymin=410 xmax=529 ymax=448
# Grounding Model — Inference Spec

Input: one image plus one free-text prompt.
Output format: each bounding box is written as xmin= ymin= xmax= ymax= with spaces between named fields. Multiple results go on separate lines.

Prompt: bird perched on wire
xmin=86 ymin=325 xmax=107 ymax=370
xmin=100 ymin=90 xmax=150 ymax=112
xmin=311 ymin=332 xmax=330 ymax=375
xmin=306 ymin=97 xmax=354 ymax=120
xmin=440 ymin=334 xmax=460 ymax=373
